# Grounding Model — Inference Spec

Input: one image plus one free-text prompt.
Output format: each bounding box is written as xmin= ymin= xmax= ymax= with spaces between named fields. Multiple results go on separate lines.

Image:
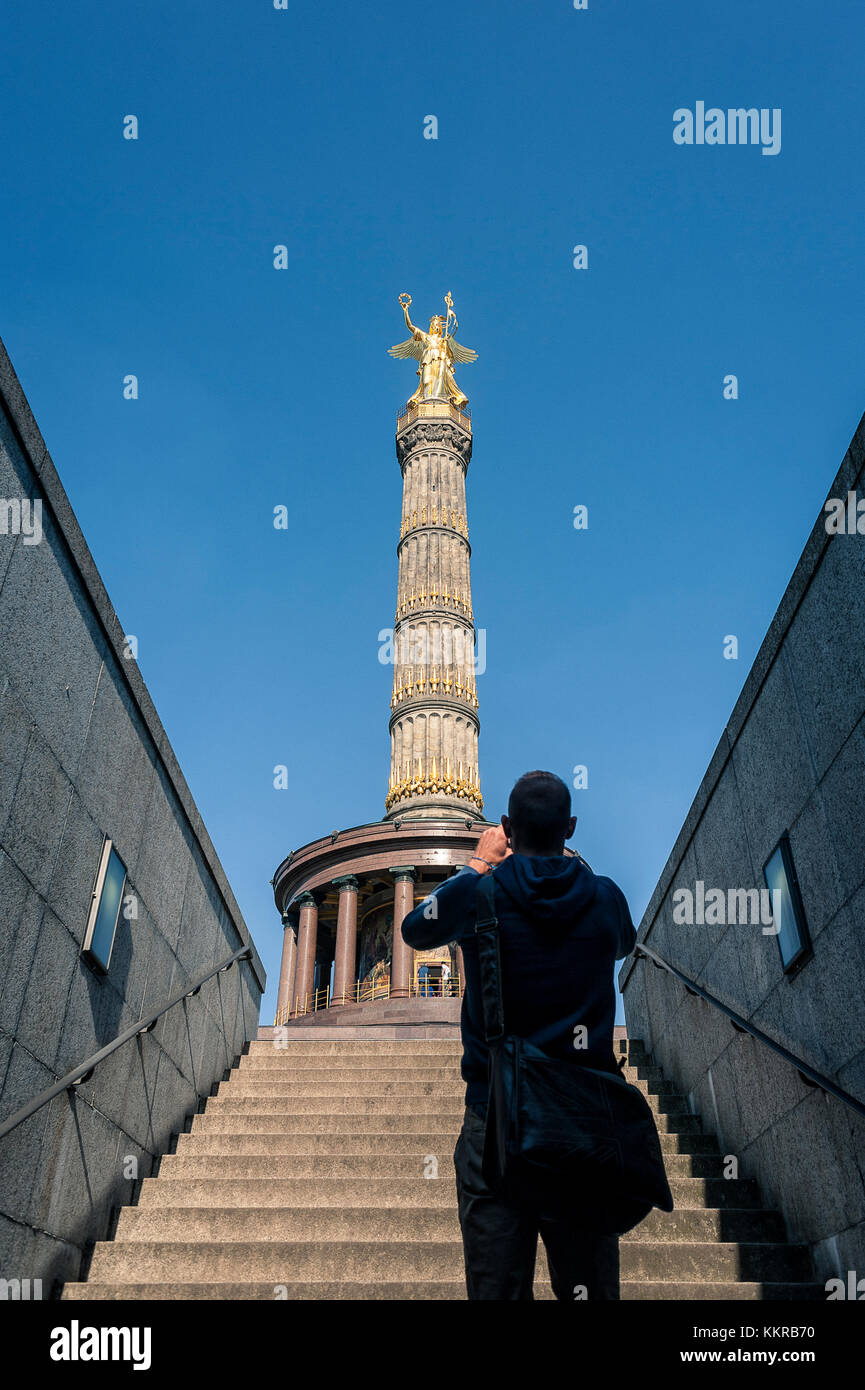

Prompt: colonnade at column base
xmin=271 ymin=815 xmax=494 ymax=1028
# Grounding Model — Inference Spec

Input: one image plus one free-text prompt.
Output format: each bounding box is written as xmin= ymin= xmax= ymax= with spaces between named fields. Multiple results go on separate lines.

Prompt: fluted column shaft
xmin=293 ymin=892 xmax=319 ymax=1015
xmin=275 ymin=918 xmax=298 ymax=1025
xmin=390 ymin=866 xmax=416 ymax=1000
xmin=331 ymin=875 xmax=359 ymax=1005
xmin=386 ymin=407 xmax=483 ymax=818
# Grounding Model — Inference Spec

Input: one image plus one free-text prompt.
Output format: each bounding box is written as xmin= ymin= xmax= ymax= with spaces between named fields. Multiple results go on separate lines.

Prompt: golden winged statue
xmin=388 ymin=292 xmax=477 ymax=410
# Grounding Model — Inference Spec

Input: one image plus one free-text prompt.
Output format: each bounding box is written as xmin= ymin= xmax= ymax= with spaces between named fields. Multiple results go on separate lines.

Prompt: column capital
xmin=389 ymin=864 xmax=417 ymax=882
xmin=295 ymin=891 xmax=317 ymax=909
xmin=332 ymin=874 xmax=359 ymax=891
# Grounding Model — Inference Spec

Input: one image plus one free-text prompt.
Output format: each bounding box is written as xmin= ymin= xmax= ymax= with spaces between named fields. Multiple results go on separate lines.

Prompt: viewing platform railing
xmin=396 ymin=400 xmax=471 ymax=433
xmin=274 ymin=974 xmax=463 ymax=1027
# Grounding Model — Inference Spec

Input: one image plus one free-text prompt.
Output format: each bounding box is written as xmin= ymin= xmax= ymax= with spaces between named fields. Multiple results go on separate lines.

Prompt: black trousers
xmin=453 ymin=1104 xmax=621 ymax=1301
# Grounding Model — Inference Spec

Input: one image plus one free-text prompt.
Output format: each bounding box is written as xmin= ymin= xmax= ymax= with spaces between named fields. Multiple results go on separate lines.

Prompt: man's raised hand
xmin=469 ymin=824 xmax=511 ymax=873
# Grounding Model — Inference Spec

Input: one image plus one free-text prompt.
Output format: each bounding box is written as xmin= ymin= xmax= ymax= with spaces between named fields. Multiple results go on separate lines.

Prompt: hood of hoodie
xmin=493 ymin=853 xmax=598 ymax=928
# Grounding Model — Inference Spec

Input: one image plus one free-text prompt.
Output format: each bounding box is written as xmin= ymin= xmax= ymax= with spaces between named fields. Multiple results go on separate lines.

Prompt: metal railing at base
xmin=632 ymin=943 xmax=865 ymax=1121
xmin=0 ymin=946 xmax=254 ymax=1142
xmin=396 ymin=401 xmax=471 ymax=435
xmin=274 ymin=974 xmax=462 ymax=1027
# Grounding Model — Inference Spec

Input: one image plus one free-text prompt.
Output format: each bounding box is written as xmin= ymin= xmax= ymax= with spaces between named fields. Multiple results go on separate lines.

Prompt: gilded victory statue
xmin=388 ymin=292 xmax=477 ymax=410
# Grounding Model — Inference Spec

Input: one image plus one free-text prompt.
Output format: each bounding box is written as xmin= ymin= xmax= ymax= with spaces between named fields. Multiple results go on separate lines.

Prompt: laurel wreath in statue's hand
xmin=399 ymin=293 xmax=412 ymax=308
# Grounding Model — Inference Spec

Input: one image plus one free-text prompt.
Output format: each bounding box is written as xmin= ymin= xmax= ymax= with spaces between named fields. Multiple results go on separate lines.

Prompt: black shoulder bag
xmin=474 ymin=872 xmax=674 ymax=1235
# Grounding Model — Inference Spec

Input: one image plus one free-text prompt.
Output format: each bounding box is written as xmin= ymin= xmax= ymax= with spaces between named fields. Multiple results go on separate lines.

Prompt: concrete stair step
xmin=174 ymin=1128 xmax=724 ymax=1157
xmin=84 ymin=1238 xmax=469 ymax=1283
xmin=111 ymin=1207 xmax=459 ymax=1242
xmin=62 ymin=1279 xmax=824 ymax=1301
xmin=230 ymin=1069 xmax=686 ymax=1108
xmin=244 ymin=1047 xmax=465 ymax=1057
xmin=197 ymin=1097 xmax=701 ymax=1130
xmin=136 ymin=1174 xmax=765 ymax=1214
xmin=187 ymin=1115 xmax=712 ymax=1140
xmin=137 ymin=1178 xmax=457 ymax=1208
xmin=174 ymin=1131 xmax=461 ymax=1155
xmin=243 ymin=1050 xmax=669 ymax=1079
xmin=620 ymin=1063 xmax=672 ymax=1084
xmin=214 ymin=1081 xmax=466 ymax=1099
xmin=190 ymin=1113 xmax=463 ymax=1134
xmin=650 ymin=1113 xmax=702 ymax=1134
xmin=616 ymin=1281 xmax=825 ymax=1301
xmin=632 ymin=1208 xmax=787 ymax=1242
xmin=205 ymin=1095 xmax=466 ymax=1114
xmin=622 ymin=1074 xmax=682 ymax=1097
xmin=621 ymin=1242 xmax=812 ymax=1283
xmin=85 ymin=1238 xmax=812 ymax=1284
xmin=215 ymin=1079 xmax=691 ymax=1117
xmin=658 ymin=1132 xmax=719 ymax=1154
xmin=154 ymin=1156 xmax=762 ymax=1206
xmin=669 ymin=1178 xmax=762 ymax=1208
xmin=240 ymin=1054 xmax=668 ymax=1078
xmin=621 ymin=1090 xmax=690 ymax=1115
xmin=63 ymin=1281 xmax=473 ymax=1300
xmin=236 ymin=1058 xmax=464 ymax=1074
xmin=159 ymin=1154 xmax=453 ymax=1177
xmin=111 ymin=1204 xmax=787 ymax=1245
xmin=662 ymin=1151 xmax=729 ymax=1175
xmin=247 ymin=1040 xmax=463 ymax=1054
xmin=61 ymin=1280 xmax=478 ymax=1300
xmin=239 ymin=1057 xmax=676 ymax=1091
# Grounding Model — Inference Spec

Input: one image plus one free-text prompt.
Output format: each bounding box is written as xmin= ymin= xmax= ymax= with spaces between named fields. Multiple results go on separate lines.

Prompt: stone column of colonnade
xmin=331 ymin=875 xmax=358 ymax=1005
xmin=276 ymin=868 xmax=423 ymax=1017
xmin=291 ymin=892 xmax=318 ymax=1015
xmin=389 ymin=865 xmax=416 ymax=999
xmin=275 ymin=918 xmax=298 ymax=1025
xmin=386 ymin=404 xmax=483 ymax=819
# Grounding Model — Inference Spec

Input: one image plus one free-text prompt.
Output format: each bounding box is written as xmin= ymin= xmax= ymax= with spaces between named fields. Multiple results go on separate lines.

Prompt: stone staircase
xmin=62 ymin=1033 xmax=823 ymax=1300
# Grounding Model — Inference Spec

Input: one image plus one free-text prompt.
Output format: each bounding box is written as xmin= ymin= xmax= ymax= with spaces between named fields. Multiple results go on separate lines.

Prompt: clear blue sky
xmin=1 ymin=2 xmax=863 ymax=1023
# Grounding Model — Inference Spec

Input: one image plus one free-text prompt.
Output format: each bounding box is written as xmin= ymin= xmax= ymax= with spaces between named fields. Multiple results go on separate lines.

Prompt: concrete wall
xmin=0 ymin=337 xmax=265 ymax=1295
xmin=621 ymin=408 xmax=865 ymax=1284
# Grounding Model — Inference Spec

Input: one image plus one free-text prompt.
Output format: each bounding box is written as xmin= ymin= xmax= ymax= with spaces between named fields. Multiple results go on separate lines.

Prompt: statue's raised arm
xmin=400 ymin=292 xmax=419 ymax=338
xmin=388 ymin=295 xmax=425 ymax=365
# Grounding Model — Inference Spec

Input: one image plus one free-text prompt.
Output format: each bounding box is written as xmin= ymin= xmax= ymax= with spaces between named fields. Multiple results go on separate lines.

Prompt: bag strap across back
xmin=474 ymin=872 xmax=505 ymax=1044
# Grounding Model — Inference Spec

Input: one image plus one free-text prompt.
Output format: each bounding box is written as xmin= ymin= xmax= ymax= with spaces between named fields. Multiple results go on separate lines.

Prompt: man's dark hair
xmin=507 ymin=770 xmax=572 ymax=847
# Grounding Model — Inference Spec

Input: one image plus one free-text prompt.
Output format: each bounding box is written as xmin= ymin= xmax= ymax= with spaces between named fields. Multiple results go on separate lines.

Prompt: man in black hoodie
xmin=400 ymin=769 xmax=637 ymax=1300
